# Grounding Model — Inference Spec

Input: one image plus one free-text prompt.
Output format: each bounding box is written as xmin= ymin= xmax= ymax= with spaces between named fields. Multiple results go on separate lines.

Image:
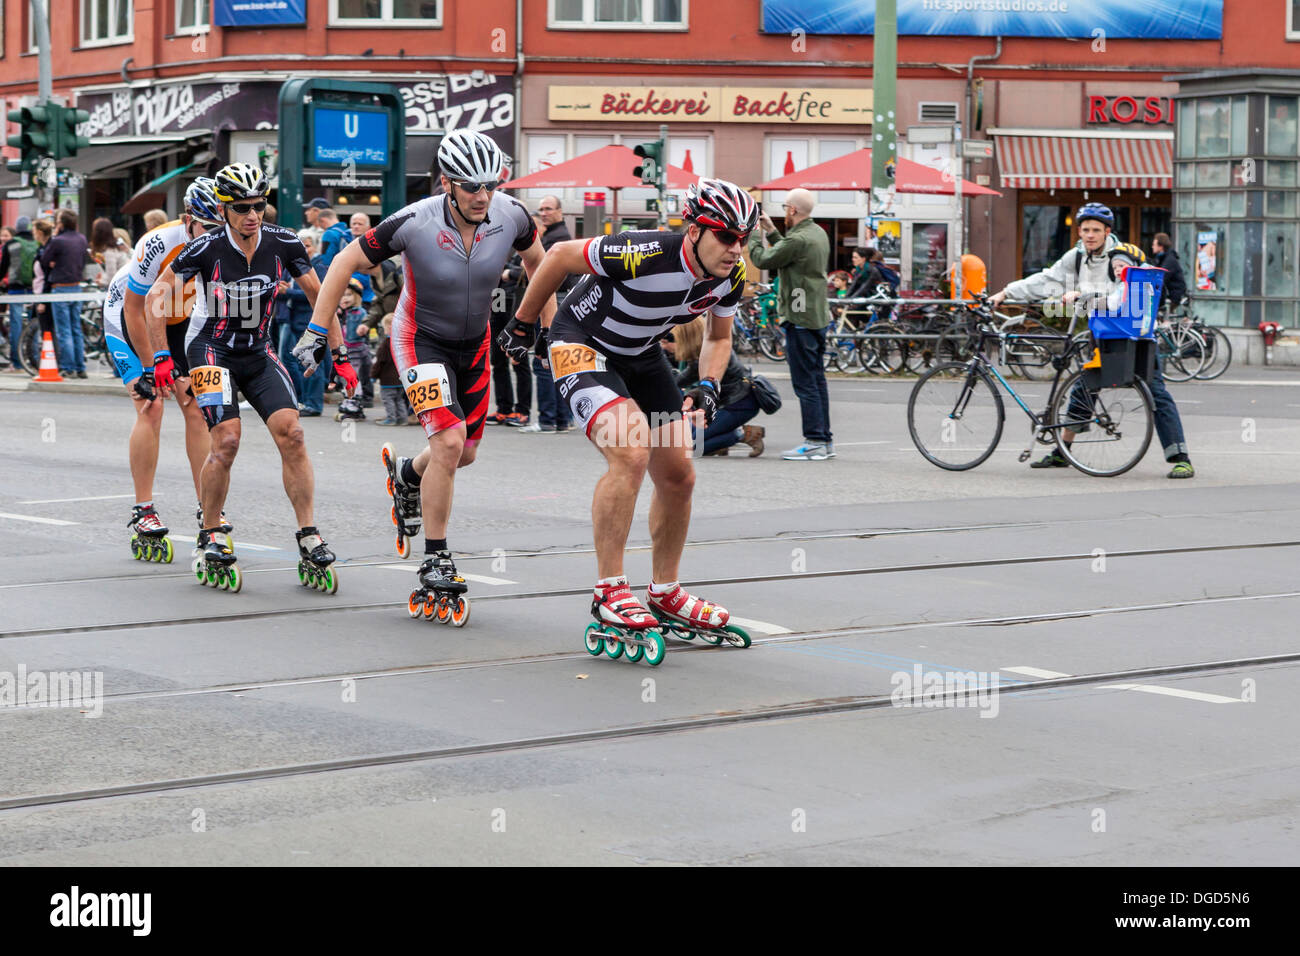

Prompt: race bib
xmin=403 ymin=362 xmax=451 ymax=415
xmin=549 ymin=343 xmax=605 ymax=379
xmin=189 ymin=365 xmax=231 ymax=408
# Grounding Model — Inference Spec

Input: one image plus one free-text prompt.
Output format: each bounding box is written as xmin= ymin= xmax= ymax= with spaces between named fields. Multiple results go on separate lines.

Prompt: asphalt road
xmin=0 ymin=366 xmax=1297 ymax=865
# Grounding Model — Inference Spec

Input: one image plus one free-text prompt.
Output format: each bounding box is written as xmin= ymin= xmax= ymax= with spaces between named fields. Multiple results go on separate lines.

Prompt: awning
xmin=61 ymin=137 xmax=195 ymax=177
xmin=121 ymin=158 xmax=213 ymax=214
xmin=990 ymin=129 xmax=1173 ymax=190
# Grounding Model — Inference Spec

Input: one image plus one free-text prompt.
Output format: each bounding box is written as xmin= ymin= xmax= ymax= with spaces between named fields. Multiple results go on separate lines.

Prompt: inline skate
xmin=296 ymin=527 xmax=339 ymax=594
xmin=585 ymin=579 xmax=666 ymax=665
xmin=128 ymin=504 xmax=173 ymax=563
xmin=647 ymin=583 xmax=750 ymax=648
xmin=381 ymin=442 xmax=422 ymax=558
xmin=193 ymin=528 xmax=241 ymax=592
xmin=409 ymin=551 xmax=469 ymax=626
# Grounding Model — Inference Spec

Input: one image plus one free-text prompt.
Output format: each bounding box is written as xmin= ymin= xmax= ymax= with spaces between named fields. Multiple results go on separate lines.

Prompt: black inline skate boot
xmin=381 ymin=442 xmax=422 ymax=558
xmin=296 ymin=526 xmax=339 ymax=594
xmin=128 ymin=504 xmax=173 ymax=563
xmin=196 ymin=501 xmax=234 ymax=534
xmin=194 ymin=528 xmax=241 ymax=592
xmin=410 ymin=551 xmax=469 ymax=626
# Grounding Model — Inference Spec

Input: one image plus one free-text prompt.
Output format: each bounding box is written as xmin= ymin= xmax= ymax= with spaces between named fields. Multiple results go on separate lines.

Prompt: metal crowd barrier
xmin=0 ymin=292 xmax=106 ymax=303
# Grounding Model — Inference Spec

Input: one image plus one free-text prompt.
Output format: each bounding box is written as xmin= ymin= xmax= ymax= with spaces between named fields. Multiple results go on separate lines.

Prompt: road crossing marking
xmin=378 ymin=564 xmax=517 ymax=585
xmin=20 ymin=494 xmax=135 ymax=504
xmin=1004 ymin=665 xmax=1240 ymax=704
xmin=728 ymin=615 xmax=791 ymax=635
xmin=0 ymin=512 xmax=79 ymax=526
xmin=831 ymin=441 xmax=892 ymax=447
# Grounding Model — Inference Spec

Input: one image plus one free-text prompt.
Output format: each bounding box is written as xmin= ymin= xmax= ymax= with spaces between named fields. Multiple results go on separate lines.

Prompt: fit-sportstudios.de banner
xmin=761 ymin=0 xmax=1223 ymax=39
xmin=213 ymin=0 xmax=307 ymax=27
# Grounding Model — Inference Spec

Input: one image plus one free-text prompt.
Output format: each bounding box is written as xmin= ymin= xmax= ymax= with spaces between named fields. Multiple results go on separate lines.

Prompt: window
xmin=82 ymin=0 xmax=133 ymax=46
xmin=177 ymin=0 xmax=209 ymax=34
xmin=1289 ymin=0 xmax=1300 ymax=40
xmin=549 ymin=0 xmax=686 ymax=29
xmin=1264 ymin=222 xmax=1297 ymax=297
xmin=1195 ymin=97 xmax=1231 ymax=157
xmin=27 ymin=0 xmax=49 ymax=53
xmin=1266 ymin=96 xmax=1299 ymax=156
xmin=1021 ymin=205 xmax=1071 ymax=275
xmin=331 ymin=0 xmax=441 ymax=27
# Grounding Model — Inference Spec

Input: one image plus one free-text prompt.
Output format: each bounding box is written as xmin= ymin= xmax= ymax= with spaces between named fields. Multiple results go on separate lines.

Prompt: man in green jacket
xmin=747 ymin=188 xmax=833 ymax=459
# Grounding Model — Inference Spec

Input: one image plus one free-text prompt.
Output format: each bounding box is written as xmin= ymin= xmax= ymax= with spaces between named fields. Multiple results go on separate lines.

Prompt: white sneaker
xmin=782 ymin=442 xmax=830 ymax=460
xmin=520 ymin=422 xmax=542 ymax=432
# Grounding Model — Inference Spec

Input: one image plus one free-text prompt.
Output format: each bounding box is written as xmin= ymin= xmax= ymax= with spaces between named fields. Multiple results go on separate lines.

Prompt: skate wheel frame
xmin=299 ymin=561 xmax=339 ymax=594
xmin=588 ymin=624 xmax=664 ymax=666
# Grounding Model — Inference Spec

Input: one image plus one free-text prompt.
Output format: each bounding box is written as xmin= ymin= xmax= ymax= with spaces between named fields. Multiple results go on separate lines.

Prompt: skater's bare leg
xmin=590 ymin=402 xmax=649 ymax=580
xmin=646 ymin=417 xmax=694 ymax=585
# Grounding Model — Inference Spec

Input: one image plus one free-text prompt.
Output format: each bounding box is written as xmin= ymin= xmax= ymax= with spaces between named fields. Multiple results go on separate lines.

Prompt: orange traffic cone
xmin=33 ymin=331 xmax=63 ymax=383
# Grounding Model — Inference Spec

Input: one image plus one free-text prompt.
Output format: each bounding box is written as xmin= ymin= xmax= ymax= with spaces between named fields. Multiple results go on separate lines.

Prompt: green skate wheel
xmin=604 ymin=628 xmax=624 ymax=659
xmin=160 ymin=538 xmax=174 ymax=564
xmin=130 ymin=537 xmax=142 ymax=559
xmin=643 ymin=630 xmax=666 ymax=666
xmin=204 ymin=564 xmax=217 ymax=586
xmin=217 ymin=567 xmax=230 ymax=590
xmin=624 ymin=636 xmax=645 ymax=664
xmin=322 ymin=567 xmax=338 ymax=596
xmin=227 ymin=564 xmax=243 ymax=593
xmin=722 ymin=624 xmax=752 ymax=648
xmin=583 ymin=623 xmax=605 ymax=656
xmin=193 ymin=557 xmax=205 ymax=583
xmin=699 ymin=629 xmax=723 ymax=645
xmin=297 ymin=562 xmax=308 ymax=585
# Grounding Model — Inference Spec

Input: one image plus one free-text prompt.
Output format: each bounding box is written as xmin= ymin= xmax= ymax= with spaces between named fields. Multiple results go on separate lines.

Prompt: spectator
xmin=0 ymin=227 xmax=11 ymax=244
xmin=1152 ymin=232 xmax=1187 ymax=311
xmin=668 ymin=316 xmax=766 ymax=457
xmin=360 ymin=255 xmax=402 ymax=331
xmin=989 ymin=202 xmax=1194 ymax=478
xmin=264 ymin=202 xmax=277 ymax=224
xmin=90 ymin=217 xmax=130 ymax=287
xmin=31 ymin=219 xmax=54 ymax=334
xmin=143 ymin=209 xmax=167 ymax=231
xmin=829 ymin=270 xmax=851 ymax=297
xmin=113 ymin=227 xmax=133 ymax=250
xmin=38 ymin=210 xmax=91 ymax=378
xmin=339 ymin=276 xmax=373 ymax=408
xmin=747 ymin=187 xmax=833 ymax=460
xmin=872 ymin=249 xmax=901 ymax=293
xmin=349 ymin=212 xmax=371 ymax=239
xmin=844 ymin=246 xmax=879 ymax=299
xmin=302 ymin=197 xmax=329 ymax=228
xmin=371 ymin=312 xmax=413 ymax=425
xmin=1 ymin=215 xmax=39 ymax=372
xmin=487 ymin=250 xmax=532 ymax=427
xmin=521 ymin=196 xmax=576 ymax=433
xmin=280 ymin=230 xmax=329 ymax=415
xmin=315 ymin=207 xmax=351 ymax=266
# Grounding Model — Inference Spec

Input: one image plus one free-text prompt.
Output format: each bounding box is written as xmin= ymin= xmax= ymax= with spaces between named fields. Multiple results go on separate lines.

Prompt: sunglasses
xmin=708 ymin=227 xmax=749 ymax=247
xmin=229 ymin=201 xmax=267 ymax=215
xmin=453 ymin=179 xmax=499 ymax=194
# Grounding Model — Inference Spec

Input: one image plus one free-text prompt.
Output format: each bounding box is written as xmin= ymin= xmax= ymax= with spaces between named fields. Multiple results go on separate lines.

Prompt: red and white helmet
xmin=684 ymin=178 xmax=759 ymax=236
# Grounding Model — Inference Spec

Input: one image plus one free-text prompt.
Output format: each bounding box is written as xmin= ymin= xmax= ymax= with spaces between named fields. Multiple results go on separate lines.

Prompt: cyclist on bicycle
xmin=104 ymin=178 xmax=222 ymax=544
xmin=989 ymin=202 xmax=1194 ymax=478
xmin=306 ymin=129 xmax=554 ymax=607
xmin=500 ymin=177 xmax=753 ymax=634
xmin=146 ymin=162 xmax=358 ymax=574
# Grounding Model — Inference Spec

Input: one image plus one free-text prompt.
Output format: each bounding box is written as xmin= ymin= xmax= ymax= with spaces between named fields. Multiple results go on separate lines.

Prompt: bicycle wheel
xmin=935 ymin=325 xmax=975 ymax=365
xmin=20 ymin=318 xmax=41 ymax=375
xmin=1194 ymin=325 xmax=1232 ymax=380
xmin=868 ymin=322 xmax=908 ymax=374
xmin=1160 ymin=326 xmax=1205 ymax=382
xmin=1004 ymin=318 xmax=1064 ymax=382
xmin=908 ymin=363 xmax=1005 ymax=471
xmin=758 ymin=323 xmax=785 ymax=362
xmin=1051 ymin=369 xmax=1153 ymax=477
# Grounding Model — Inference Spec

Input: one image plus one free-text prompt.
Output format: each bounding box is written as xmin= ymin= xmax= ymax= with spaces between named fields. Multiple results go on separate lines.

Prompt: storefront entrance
xmin=1017 ymin=190 xmax=1171 ymax=274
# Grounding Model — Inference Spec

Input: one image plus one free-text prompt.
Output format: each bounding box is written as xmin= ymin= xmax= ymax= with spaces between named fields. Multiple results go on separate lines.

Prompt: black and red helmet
xmin=684 ymin=178 xmax=759 ymax=236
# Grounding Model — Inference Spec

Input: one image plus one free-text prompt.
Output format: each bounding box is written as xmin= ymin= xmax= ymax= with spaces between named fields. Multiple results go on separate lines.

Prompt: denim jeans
xmin=50 ymin=284 xmax=85 ymax=373
xmin=699 ymin=393 xmax=761 ymax=454
xmin=783 ymin=322 xmax=832 ymax=444
xmin=5 ymin=289 xmax=28 ymax=370
xmin=1150 ymin=349 xmax=1188 ymax=459
xmin=278 ymin=324 xmax=306 ymax=403
xmin=533 ymin=355 xmax=572 ymax=428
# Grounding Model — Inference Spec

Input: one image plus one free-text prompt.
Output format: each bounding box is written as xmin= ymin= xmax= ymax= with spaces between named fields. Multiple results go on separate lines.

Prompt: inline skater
xmin=988 ymin=202 xmax=1195 ymax=479
xmin=103 ymin=178 xmax=222 ymax=560
xmin=145 ymin=162 xmax=359 ymax=592
xmin=500 ymin=178 xmax=757 ymax=661
xmin=307 ymin=130 xmax=554 ymax=623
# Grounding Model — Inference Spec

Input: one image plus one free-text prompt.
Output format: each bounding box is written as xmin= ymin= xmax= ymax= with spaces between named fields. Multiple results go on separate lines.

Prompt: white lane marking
xmin=0 ymin=512 xmax=79 ymax=526
xmin=1215 ymin=379 xmax=1300 ymax=387
xmin=1100 ymin=683 xmax=1240 ymax=704
xmin=377 ymin=564 xmax=516 ymax=585
xmin=840 ymin=388 xmax=885 ymax=393
xmin=728 ymin=615 xmax=792 ymax=635
xmin=19 ymin=494 xmax=135 ymax=504
xmin=1178 ymin=399 xmax=1202 ymax=404
xmin=1002 ymin=665 xmax=1072 ymax=679
xmin=831 ymin=440 xmax=892 ymax=447
xmin=164 ymin=536 xmax=281 ymax=552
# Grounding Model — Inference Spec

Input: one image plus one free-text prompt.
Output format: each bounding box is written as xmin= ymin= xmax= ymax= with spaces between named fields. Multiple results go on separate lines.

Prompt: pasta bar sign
xmin=1086 ymin=95 xmax=1175 ymax=125
xmin=548 ymin=86 xmax=872 ymax=124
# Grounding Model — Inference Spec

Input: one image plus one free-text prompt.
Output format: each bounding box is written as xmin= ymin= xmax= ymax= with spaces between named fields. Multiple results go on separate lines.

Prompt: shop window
xmin=1111 ymin=206 xmax=1131 ymax=246
xmin=766 ymin=137 xmax=809 ymax=208
xmin=523 ymin=134 xmax=566 ymax=202
xmin=1229 ymin=192 xmax=1246 ymax=217
xmin=1021 ymin=205 xmax=1070 ymax=276
xmin=1195 ymin=97 xmax=1231 ymax=157
xmin=1226 ymin=300 xmax=1244 ymax=328
xmin=1196 ymin=299 xmax=1228 ymax=325
xmin=1139 ymin=207 xmax=1170 ymax=255
xmin=1175 ymin=163 xmax=1194 ymax=187
xmin=1231 ymin=96 xmax=1249 ymax=154
xmin=1195 ymin=193 xmax=1229 ymax=218
xmin=1267 ymin=190 xmax=1298 ymax=217
xmin=1193 ymin=224 xmax=1223 ymax=293
xmin=176 ymin=0 xmax=209 ymax=33
xmin=1265 ymin=160 xmax=1297 ymax=186
xmin=1176 ymin=100 xmax=1195 ymax=159
xmin=550 ymin=0 xmax=686 ymax=28
xmin=1266 ymin=96 xmax=1299 ymax=156
xmin=82 ymin=0 xmax=133 ymax=45
xmin=669 ymin=136 xmax=708 ymax=180
xmin=1226 ymin=222 xmax=1244 ymax=296
xmin=331 ymin=0 xmax=441 ymax=26
xmin=1176 ymin=193 xmax=1195 ymax=217
xmin=1264 ymin=222 xmax=1297 ymax=297
xmin=1196 ymin=162 xmax=1230 ymax=188
xmin=911 ymin=222 xmax=949 ymax=294
xmin=818 ymin=139 xmax=857 ymax=205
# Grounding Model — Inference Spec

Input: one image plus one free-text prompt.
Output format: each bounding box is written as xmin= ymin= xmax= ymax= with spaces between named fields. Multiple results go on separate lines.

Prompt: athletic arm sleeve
xmin=511 ymin=203 xmax=537 ymax=252
xmin=284 ymin=235 xmax=312 ymax=278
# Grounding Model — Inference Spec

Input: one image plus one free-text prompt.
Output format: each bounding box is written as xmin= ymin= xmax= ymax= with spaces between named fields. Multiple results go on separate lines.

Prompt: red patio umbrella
xmin=501 ymin=144 xmax=699 ymax=227
xmin=754 ymin=147 xmax=1001 ymax=196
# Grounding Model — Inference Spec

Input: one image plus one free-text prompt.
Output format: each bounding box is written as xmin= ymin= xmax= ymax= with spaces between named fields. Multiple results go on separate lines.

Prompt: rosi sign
xmin=1087 ymin=95 xmax=1174 ymax=126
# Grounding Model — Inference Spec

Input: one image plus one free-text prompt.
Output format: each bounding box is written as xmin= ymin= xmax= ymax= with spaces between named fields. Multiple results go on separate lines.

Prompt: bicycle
xmin=1163 ymin=302 xmax=1232 ymax=380
xmin=1153 ymin=313 xmax=1207 ymax=382
xmin=18 ymin=285 xmax=107 ymax=375
xmin=737 ymin=281 xmax=785 ymax=362
xmin=907 ymin=295 xmax=1155 ymax=477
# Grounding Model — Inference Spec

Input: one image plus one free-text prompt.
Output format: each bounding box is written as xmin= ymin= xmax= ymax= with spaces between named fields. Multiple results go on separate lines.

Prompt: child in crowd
xmin=338 ymin=277 xmax=373 ymax=408
xmin=371 ymin=312 xmax=413 ymax=426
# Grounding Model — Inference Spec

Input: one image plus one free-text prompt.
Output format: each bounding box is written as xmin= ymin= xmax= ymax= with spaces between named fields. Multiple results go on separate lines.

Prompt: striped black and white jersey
xmin=558 ymin=231 xmax=745 ymax=357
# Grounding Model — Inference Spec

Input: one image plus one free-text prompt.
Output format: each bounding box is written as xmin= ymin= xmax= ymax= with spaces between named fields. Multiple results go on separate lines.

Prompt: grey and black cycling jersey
xmin=359 ymin=193 xmax=537 ymax=342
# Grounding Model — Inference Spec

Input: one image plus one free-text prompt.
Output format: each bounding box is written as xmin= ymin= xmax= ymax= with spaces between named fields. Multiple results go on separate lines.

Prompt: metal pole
xmin=953 ymin=118 xmax=963 ymax=297
xmin=870 ymin=0 xmax=897 ymax=228
xmin=33 ymin=0 xmax=52 ymax=105
xmin=658 ymin=122 xmax=669 ymax=229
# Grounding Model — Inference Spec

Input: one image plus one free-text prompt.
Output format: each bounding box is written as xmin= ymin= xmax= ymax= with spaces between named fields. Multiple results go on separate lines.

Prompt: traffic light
xmin=6 ymin=105 xmax=53 ymax=172
xmin=58 ymin=106 xmax=91 ymax=158
xmin=633 ymin=139 xmax=664 ymax=186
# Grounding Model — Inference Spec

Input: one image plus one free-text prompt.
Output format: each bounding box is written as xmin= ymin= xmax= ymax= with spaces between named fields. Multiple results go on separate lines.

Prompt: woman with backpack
xmin=0 ymin=216 xmax=41 ymax=373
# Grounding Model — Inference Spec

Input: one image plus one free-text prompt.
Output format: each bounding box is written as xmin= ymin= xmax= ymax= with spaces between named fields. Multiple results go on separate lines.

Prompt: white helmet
xmin=438 ymin=130 xmax=505 ymax=183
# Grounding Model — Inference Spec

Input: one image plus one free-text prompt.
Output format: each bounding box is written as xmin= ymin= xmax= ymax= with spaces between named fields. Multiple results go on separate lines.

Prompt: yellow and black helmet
xmin=213 ymin=162 xmax=269 ymax=203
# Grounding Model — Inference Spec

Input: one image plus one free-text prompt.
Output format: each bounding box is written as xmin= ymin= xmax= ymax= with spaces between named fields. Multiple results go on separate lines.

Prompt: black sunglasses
xmin=229 ymin=200 xmax=267 ymax=215
xmin=709 ymin=227 xmax=749 ymax=247
xmin=453 ymin=179 xmax=499 ymax=194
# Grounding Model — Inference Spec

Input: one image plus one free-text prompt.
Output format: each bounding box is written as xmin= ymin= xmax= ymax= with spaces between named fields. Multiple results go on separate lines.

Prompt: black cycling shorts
xmin=117 ymin=321 xmax=191 ymax=377
xmin=185 ymin=339 xmax=298 ymax=429
xmin=547 ymin=317 xmax=683 ymax=437
xmin=390 ymin=320 xmax=492 ymax=443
